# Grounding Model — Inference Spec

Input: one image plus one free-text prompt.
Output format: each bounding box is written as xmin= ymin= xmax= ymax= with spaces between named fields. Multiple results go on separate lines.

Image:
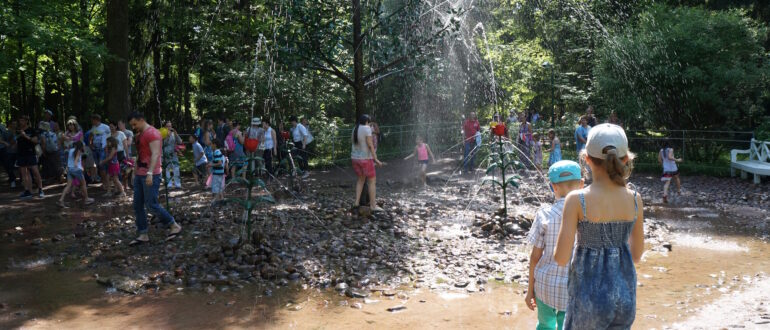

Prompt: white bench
xmin=731 ymin=139 xmax=770 ymax=184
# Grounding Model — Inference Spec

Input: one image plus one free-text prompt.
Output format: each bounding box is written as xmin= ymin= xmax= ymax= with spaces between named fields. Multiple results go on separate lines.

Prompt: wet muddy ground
xmin=0 ymin=158 xmax=768 ymax=329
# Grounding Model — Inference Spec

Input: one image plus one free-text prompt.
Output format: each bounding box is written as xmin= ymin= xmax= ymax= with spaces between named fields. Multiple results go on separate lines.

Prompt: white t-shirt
xmin=67 ymin=149 xmax=83 ymax=170
xmin=351 ymin=125 xmax=373 ymax=160
xmin=91 ymin=123 xmax=111 ymax=149
xmin=114 ymin=131 xmax=127 ymax=152
xmin=292 ymin=124 xmax=309 ymax=143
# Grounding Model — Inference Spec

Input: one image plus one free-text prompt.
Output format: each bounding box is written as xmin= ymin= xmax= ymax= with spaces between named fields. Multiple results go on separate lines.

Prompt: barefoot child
xmin=555 ymin=124 xmax=644 ymax=329
xmin=57 ymin=141 xmax=95 ymax=207
xmin=99 ymin=137 xmax=126 ymax=197
xmin=532 ymin=132 xmax=543 ymax=172
xmin=210 ymin=143 xmax=227 ymax=203
xmin=545 ymin=129 xmax=561 ymax=167
xmin=657 ymin=141 xmax=682 ymax=204
xmin=190 ymin=134 xmax=208 ymax=187
xmin=403 ymin=136 xmax=435 ymax=186
xmin=525 ymin=160 xmax=583 ymax=329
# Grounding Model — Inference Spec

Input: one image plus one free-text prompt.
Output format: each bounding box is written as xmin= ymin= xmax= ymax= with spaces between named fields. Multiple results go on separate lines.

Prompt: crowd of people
xmin=0 ymin=111 xmax=318 ymax=206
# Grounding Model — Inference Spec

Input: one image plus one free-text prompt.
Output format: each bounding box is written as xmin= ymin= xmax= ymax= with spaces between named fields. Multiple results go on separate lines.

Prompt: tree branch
xmin=364 ymin=23 xmax=452 ymax=81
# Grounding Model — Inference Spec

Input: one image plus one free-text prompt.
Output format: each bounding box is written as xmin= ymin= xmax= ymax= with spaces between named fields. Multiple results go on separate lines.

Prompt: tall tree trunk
xmin=9 ymin=45 xmax=21 ymax=115
xmin=18 ymin=41 xmax=27 ymax=113
xmin=106 ymin=0 xmax=131 ymax=121
xmin=152 ymin=46 xmax=163 ymax=124
xmin=352 ymin=0 xmax=365 ymax=120
xmin=70 ymin=55 xmax=81 ymax=116
xmin=30 ymin=53 xmax=40 ymax=117
xmin=184 ymin=68 xmax=191 ymax=129
xmin=80 ymin=58 xmax=90 ymax=117
xmin=79 ymin=0 xmax=89 ymax=118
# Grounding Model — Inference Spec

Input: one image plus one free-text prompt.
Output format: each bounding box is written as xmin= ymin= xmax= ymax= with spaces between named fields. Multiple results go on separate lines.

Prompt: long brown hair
xmin=584 ymin=147 xmax=635 ymax=187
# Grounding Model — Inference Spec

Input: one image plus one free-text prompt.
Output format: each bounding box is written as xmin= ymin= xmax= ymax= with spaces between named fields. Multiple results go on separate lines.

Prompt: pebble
xmin=335 ymin=282 xmax=348 ymax=292
xmin=387 ymin=305 xmax=407 ymax=312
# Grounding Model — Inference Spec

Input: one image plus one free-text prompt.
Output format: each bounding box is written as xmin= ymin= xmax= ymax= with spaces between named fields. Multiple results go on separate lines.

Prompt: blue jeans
xmin=93 ymin=147 xmax=107 ymax=172
xmin=133 ymin=174 xmax=175 ymax=234
xmin=463 ymin=141 xmax=476 ymax=172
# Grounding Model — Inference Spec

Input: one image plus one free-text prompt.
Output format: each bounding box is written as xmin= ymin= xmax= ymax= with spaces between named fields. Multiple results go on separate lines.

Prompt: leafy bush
xmin=755 ymin=118 xmax=770 ymax=141
xmin=594 ymin=5 xmax=770 ymax=131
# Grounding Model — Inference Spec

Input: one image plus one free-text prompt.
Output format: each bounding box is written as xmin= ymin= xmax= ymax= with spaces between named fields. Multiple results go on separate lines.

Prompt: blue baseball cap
xmin=548 ymin=160 xmax=582 ymax=183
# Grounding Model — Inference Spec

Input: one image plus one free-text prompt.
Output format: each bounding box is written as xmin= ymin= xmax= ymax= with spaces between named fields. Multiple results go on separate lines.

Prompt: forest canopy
xmin=1 ymin=0 xmax=768 ymax=131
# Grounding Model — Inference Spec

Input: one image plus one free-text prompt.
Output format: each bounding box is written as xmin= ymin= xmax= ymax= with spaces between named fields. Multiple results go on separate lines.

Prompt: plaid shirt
xmin=526 ymin=198 xmax=569 ymax=311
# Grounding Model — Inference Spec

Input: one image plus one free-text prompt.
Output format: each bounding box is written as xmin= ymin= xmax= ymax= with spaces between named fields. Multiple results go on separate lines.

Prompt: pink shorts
xmin=108 ymin=162 xmax=120 ymax=176
xmin=352 ymin=159 xmax=375 ymax=178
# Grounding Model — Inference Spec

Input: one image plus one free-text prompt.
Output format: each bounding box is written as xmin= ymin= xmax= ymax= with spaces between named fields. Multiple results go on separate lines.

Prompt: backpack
xmin=225 ymin=131 xmax=236 ymax=151
xmin=44 ymin=131 xmax=59 ymax=152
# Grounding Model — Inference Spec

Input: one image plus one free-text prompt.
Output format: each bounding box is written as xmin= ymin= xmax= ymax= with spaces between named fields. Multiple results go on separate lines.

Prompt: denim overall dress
xmin=564 ymin=191 xmax=638 ymax=330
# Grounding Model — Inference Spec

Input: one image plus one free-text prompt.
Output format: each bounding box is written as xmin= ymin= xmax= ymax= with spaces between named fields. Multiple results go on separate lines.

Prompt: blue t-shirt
xmin=192 ymin=141 xmax=207 ymax=166
xmin=575 ymin=125 xmax=590 ymax=152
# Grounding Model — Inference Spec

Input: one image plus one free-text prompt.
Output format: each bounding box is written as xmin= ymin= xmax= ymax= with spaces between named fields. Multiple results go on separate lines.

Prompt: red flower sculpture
xmin=281 ymin=131 xmax=290 ymax=140
xmin=493 ymin=123 xmax=507 ymax=137
xmin=244 ymin=138 xmax=260 ymax=153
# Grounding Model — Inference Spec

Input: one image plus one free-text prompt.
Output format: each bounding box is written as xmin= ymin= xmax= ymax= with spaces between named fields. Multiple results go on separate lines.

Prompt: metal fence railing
xmin=178 ymin=124 xmax=757 ymax=175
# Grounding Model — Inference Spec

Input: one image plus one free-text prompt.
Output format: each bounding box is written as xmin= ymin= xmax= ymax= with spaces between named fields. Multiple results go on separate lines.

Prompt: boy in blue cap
xmin=525 ymin=160 xmax=584 ymax=330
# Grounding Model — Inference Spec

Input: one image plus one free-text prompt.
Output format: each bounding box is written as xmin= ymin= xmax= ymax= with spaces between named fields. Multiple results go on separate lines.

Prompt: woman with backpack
xmin=40 ymin=121 xmax=63 ymax=181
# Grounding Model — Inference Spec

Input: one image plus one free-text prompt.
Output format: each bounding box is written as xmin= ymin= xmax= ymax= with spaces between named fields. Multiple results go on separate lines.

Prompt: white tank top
xmin=660 ymin=148 xmax=677 ymax=172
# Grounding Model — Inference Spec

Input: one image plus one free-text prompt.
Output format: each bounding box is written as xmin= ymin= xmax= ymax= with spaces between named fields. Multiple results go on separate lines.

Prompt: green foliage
xmin=594 ymin=5 xmax=770 ymax=130
xmin=755 ymin=119 xmax=770 ymax=141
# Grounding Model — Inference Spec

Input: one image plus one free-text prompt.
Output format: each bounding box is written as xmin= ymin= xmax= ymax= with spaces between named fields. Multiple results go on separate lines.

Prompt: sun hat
xmin=251 ymin=117 xmax=261 ymax=126
xmin=45 ymin=109 xmax=53 ymax=116
xmin=585 ymin=123 xmax=629 ymax=159
xmin=548 ymin=160 xmax=582 ymax=184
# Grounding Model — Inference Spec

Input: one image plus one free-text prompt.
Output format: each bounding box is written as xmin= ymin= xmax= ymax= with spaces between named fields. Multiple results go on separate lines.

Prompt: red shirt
xmin=136 ymin=125 xmax=163 ymax=176
xmin=463 ymin=119 xmax=480 ymax=139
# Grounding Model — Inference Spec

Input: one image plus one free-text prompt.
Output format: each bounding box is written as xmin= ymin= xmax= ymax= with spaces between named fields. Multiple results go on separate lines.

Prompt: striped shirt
xmin=211 ymin=150 xmax=225 ymax=175
xmin=526 ymin=198 xmax=569 ymax=311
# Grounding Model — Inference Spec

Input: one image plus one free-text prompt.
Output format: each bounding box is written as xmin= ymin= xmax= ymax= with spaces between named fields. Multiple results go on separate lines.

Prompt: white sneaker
xmin=10 ymin=182 xmax=16 ymax=188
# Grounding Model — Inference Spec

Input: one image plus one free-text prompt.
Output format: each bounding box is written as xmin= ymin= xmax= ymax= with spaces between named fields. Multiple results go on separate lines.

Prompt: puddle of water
xmin=438 ymin=292 xmax=469 ymax=300
xmin=670 ymin=233 xmax=750 ymax=252
xmin=634 ymin=237 xmax=770 ymax=329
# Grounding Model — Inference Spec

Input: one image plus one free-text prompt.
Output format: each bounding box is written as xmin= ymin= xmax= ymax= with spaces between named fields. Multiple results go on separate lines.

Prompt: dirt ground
xmin=1 ymin=158 xmax=769 ymax=329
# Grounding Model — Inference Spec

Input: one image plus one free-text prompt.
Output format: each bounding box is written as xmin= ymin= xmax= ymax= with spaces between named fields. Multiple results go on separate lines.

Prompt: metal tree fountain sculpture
xmin=483 ymin=122 xmax=520 ymax=217
xmin=227 ymin=137 xmax=275 ymax=243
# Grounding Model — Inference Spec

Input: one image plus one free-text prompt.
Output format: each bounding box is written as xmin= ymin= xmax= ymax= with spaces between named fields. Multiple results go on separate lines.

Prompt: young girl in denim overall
xmin=554 ymin=124 xmax=645 ymax=330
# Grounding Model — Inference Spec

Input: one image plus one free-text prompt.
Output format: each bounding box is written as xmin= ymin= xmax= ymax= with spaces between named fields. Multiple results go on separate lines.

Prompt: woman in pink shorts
xmin=351 ymin=114 xmax=383 ymax=211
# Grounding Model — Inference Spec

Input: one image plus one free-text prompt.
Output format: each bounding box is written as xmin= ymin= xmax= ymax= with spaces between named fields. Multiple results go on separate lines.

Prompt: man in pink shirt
xmin=127 ymin=112 xmax=181 ymax=246
xmin=462 ymin=112 xmax=480 ymax=174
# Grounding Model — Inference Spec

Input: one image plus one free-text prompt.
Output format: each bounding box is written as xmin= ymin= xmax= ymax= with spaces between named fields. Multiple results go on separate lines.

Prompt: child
xmin=657 ymin=141 xmax=682 ymax=204
xmin=554 ymin=123 xmax=644 ymax=329
xmin=121 ymin=156 xmax=134 ymax=193
xmin=525 ymin=160 xmax=584 ymax=330
xmin=190 ymin=134 xmax=208 ymax=187
xmin=58 ymin=141 xmax=95 ymax=207
xmin=210 ymin=142 xmax=227 ymax=203
xmin=162 ymin=122 xmax=182 ymax=189
xmin=403 ymin=136 xmax=435 ymax=186
xmin=545 ymin=129 xmax=561 ymax=167
xmin=531 ymin=132 xmax=543 ymax=172
xmin=99 ymin=137 xmax=126 ymax=197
